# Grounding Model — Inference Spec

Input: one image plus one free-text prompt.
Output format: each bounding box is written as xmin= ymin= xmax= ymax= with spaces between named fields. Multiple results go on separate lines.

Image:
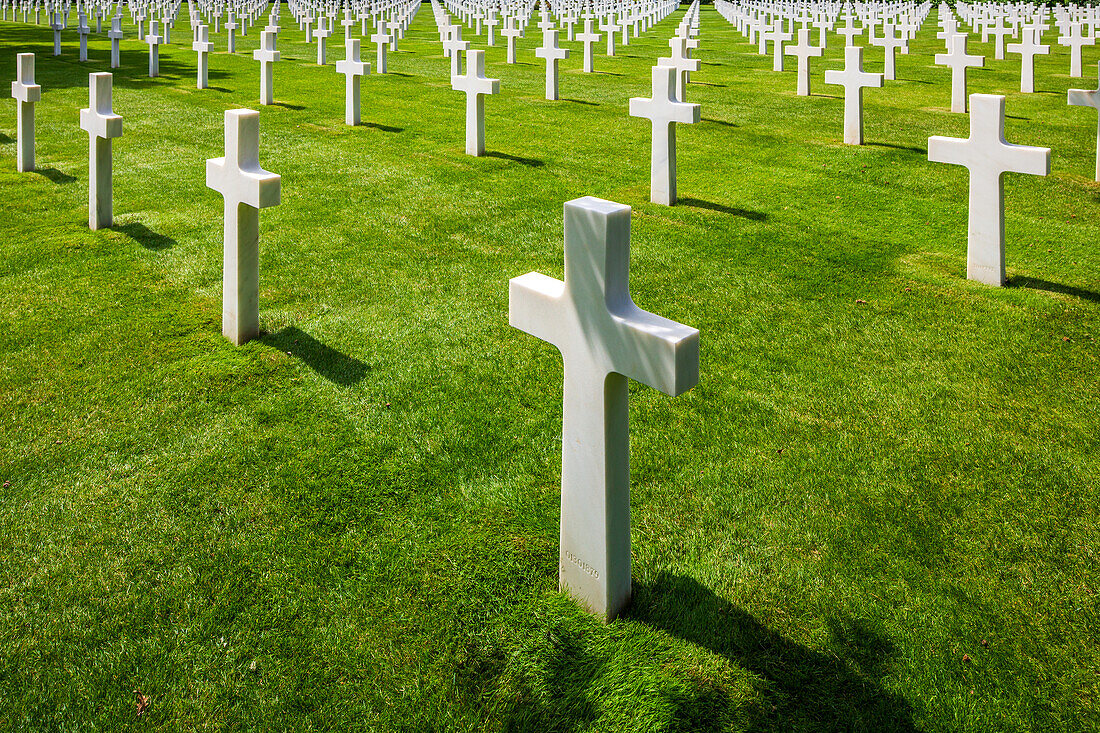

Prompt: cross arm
xmin=206 ymin=159 xmax=281 ymax=209
xmin=927 ymin=135 xmax=971 ymax=167
xmin=1068 ymin=88 xmax=1100 ymax=108
xmin=510 ymin=272 xmax=567 ymax=350
xmin=608 ymin=303 xmax=699 ymax=396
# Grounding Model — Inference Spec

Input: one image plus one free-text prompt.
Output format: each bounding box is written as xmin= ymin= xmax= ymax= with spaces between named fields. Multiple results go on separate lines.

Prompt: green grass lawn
xmin=0 ymin=4 xmax=1097 ymax=730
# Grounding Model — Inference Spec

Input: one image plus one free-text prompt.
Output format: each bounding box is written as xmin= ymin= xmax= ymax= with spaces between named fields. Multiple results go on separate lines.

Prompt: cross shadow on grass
xmin=1009 ymin=276 xmax=1100 ymax=303
xmin=33 ymin=167 xmax=76 ymax=184
xmin=628 ymin=574 xmax=918 ymax=732
xmin=563 ymin=98 xmax=599 ymax=106
xmin=362 ymin=121 xmax=404 ymax=133
xmin=484 ymin=150 xmax=544 ymax=167
xmin=703 ymin=117 xmax=739 ymax=127
xmin=0 ymin=132 xmax=12 ymax=144
xmin=116 ymin=221 xmax=176 ymax=250
xmin=678 ymin=197 xmax=766 ymax=220
xmin=261 ymin=326 xmax=369 ymax=385
xmin=271 ymin=101 xmax=307 ymax=110
xmin=867 ymin=142 xmax=927 ymax=154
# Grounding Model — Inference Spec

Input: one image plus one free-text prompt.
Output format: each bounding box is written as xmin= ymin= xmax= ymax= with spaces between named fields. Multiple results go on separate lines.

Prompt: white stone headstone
xmin=935 ymin=33 xmax=984 ymax=113
xmin=194 ymin=24 xmax=213 ymax=89
xmin=786 ymin=28 xmax=823 ymax=96
xmin=11 ymin=53 xmax=40 ymax=173
xmin=253 ymin=29 xmax=279 ymax=104
xmin=629 ymin=65 xmax=700 ymax=206
xmin=928 ymin=94 xmax=1050 ymax=286
xmin=79 ymin=72 xmax=122 ymax=230
xmin=451 ymin=48 xmax=498 ymax=156
xmin=206 ymin=109 xmax=281 ymax=345
xmin=534 ymin=28 xmax=569 ymax=101
xmin=108 ymin=15 xmax=124 ymax=68
xmin=1007 ymin=28 xmax=1049 ymax=93
xmin=824 ymin=45 xmax=883 ymax=145
xmin=371 ymin=20 xmax=392 ymax=73
xmin=147 ymin=20 xmax=162 ymax=77
xmin=336 ymin=38 xmax=370 ymax=125
xmin=577 ymin=18 xmax=600 ymax=73
xmin=509 ymin=196 xmax=699 ymax=621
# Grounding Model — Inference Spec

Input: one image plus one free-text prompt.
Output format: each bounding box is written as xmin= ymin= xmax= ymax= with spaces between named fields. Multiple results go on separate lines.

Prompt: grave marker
xmin=534 ymin=28 xmax=569 ymax=101
xmin=79 ymin=72 xmax=122 ymax=230
xmin=206 ymin=109 xmax=281 ymax=345
xmin=336 ymin=38 xmax=370 ymax=125
xmin=451 ymin=48 xmax=498 ymax=156
xmin=935 ymin=33 xmax=984 ymax=113
xmin=629 ymin=65 xmax=700 ymax=205
xmin=11 ymin=53 xmax=40 ymax=172
xmin=254 ymin=29 xmax=279 ymax=104
xmin=509 ymin=196 xmax=699 ymax=621
xmin=824 ymin=45 xmax=883 ymax=145
xmin=928 ymin=94 xmax=1050 ymax=286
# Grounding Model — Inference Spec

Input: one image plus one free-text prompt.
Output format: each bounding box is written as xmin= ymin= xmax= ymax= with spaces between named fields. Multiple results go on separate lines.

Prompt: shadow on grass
xmin=0 ymin=132 xmax=12 ymax=144
xmin=867 ymin=142 xmax=927 ymax=154
xmin=679 ymin=197 xmax=766 ymax=220
xmin=116 ymin=222 xmax=176 ymax=250
xmin=484 ymin=150 xmax=544 ymax=167
xmin=629 ymin=574 xmax=918 ymax=732
xmin=563 ymin=98 xmax=598 ymax=106
xmin=362 ymin=121 xmax=404 ymax=133
xmin=691 ymin=81 xmax=726 ymax=87
xmin=1009 ymin=276 xmax=1100 ymax=303
xmin=386 ymin=71 xmax=414 ymax=77
xmin=261 ymin=326 xmax=369 ymax=385
xmin=703 ymin=117 xmax=739 ymax=127
xmin=33 ymin=167 xmax=76 ymax=184
xmin=271 ymin=101 xmax=307 ymax=110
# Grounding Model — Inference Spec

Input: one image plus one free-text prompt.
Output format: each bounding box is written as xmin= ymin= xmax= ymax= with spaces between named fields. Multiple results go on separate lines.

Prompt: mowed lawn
xmin=0 ymin=3 xmax=1097 ymax=730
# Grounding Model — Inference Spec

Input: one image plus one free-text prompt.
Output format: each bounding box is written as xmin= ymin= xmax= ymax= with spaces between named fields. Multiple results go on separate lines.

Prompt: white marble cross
xmin=658 ymin=35 xmax=699 ymax=102
xmin=936 ymin=33 xmax=984 ymax=113
xmin=509 ymin=196 xmax=699 ymax=621
xmin=11 ymin=53 xmax=40 ymax=173
xmin=786 ymin=27 xmax=823 ymax=96
xmin=986 ymin=17 xmax=1014 ymax=60
xmin=577 ymin=17 xmax=600 ymax=72
xmin=315 ymin=16 xmax=332 ymax=65
xmin=226 ymin=12 xmax=238 ymax=52
xmin=765 ymin=20 xmax=792 ymax=71
xmin=194 ymin=24 xmax=213 ymax=89
xmin=535 ymin=28 xmax=569 ymax=101
xmin=442 ymin=24 xmax=467 ymax=76
xmin=206 ymin=109 xmax=281 ymax=345
xmin=451 ymin=48 xmax=498 ymax=156
xmin=79 ymin=72 xmax=122 ymax=230
xmin=928 ymin=94 xmax=1050 ymax=286
xmin=78 ymin=11 xmax=90 ymax=61
xmin=501 ymin=17 xmax=522 ymax=64
xmin=147 ymin=20 xmax=162 ymax=77
xmin=599 ymin=16 xmax=617 ymax=56
xmin=371 ymin=20 xmax=392 ymax=74
xmin=336 ymin=38 xmax=370 ymax=125
xmin=871 ymin=23 xmax=906 ymax=80
xmin=50 ymin=11 xmax=62 ymax=56
xmin=108 ymin=15 xmax=124 ymax=68
xmin=485 ymin=11 xmax=498 ymax=46
xmin=341 ymin=10 xmax=355 ymax=40
xmin=838 ymin=16 xmax=863 ymax=46
xmin=824 ymin=45 xmax=883 ymax=145
xmin=1058 ymin=23 xmax=1094 ymax=77
xmin=253 ymin=29 xmax=279 ymax=104
xmin=629 ymin=65 xmax=700 ymax=205
xmin=1068 ymin=62 xmax=1100 ymax=180
xmin=1007 ymin=28 xmax=1049 ymax=93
